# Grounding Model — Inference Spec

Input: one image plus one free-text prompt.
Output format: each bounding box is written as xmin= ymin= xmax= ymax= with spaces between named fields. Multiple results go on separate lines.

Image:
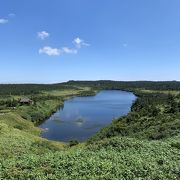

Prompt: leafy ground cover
xmin=0 ymin=136 xmax=179 ymax=179
xmin=0 ymin=82 xmax=179 ymax=179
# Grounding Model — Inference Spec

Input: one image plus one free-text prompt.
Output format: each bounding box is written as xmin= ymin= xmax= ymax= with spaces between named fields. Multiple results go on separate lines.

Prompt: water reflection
xmin=39 ymin=90 xmax=136 ymax=142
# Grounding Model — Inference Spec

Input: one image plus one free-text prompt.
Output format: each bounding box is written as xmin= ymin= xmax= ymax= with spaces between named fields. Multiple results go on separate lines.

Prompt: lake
xmin=39 ymin=90 xmax=136 ymax=142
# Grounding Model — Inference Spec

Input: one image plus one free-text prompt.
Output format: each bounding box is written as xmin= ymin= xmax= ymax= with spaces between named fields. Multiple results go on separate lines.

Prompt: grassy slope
xmin=0 ymin=87 xmax=94 ymax=125
xmin=0 ymin=113 xmax=65 ymax=157
xmin=0 ymin=87 xmax=179 ymax=179
xmin=0 ymin=135 xmax=179 ymax=179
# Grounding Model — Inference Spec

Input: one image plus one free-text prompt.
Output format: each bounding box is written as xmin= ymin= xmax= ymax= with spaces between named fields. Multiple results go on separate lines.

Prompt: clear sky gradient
xmin=0 ymin=0 xmax=180 ymax=83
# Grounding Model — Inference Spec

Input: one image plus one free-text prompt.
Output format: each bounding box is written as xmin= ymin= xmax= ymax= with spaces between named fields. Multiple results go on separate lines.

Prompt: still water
xmin=39 ymin=90 xmax=136 ymax=141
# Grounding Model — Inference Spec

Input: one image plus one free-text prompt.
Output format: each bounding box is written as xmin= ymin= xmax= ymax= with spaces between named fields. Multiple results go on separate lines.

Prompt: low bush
xmin=69 ymin=140 xmax=79 ymax=147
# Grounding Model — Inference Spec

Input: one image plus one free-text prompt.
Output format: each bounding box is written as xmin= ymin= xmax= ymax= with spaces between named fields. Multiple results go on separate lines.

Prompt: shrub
xmin=14 ymin=125 xmax=23 ymax=130
xmin=69 ymin=140 xmax=79 ymax=147
xmin=171 ymin=142 xmax=180 ymax=149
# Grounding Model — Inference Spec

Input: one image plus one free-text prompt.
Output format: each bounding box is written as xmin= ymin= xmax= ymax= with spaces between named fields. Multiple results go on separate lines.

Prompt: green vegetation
xmin=0 ymin=85 xmax=95 ymax=124
xmin=68 ymin=140 xmax=79 ymax=147
xmin=67 ymin=80 xmax=180 ymax=91
xmin=0 ymin=135 xmax=179 ymax=179
xmin=88 ymin=91 xmax=180 ymax=142
xmin=0 ymin=81 xmax=180 ymax=179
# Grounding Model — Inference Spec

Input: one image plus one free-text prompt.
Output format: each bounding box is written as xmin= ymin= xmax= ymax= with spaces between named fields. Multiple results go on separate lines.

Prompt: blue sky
xmin=0 ymin=0 xmax=180 ymax=83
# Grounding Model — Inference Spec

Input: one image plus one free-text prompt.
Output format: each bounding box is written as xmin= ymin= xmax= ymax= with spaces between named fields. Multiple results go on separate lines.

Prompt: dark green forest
xmin=67 ymin=80 xmax=180 ymax=91
xmin=1 ymin=80 xmax=180 ymax=96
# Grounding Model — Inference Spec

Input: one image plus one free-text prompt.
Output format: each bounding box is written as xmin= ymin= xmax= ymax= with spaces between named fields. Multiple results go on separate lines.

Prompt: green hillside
xmin=0 ymin=81 xmax=179 ymax=179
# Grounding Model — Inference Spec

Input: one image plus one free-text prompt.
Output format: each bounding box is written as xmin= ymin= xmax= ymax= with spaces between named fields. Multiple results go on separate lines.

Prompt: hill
xmin=0 ymin=81 xmax=179 ymax=179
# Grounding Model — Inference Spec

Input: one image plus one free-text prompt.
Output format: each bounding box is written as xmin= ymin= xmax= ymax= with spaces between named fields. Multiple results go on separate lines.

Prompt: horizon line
xmin=0 ymin=80 xmax=179 ymax=85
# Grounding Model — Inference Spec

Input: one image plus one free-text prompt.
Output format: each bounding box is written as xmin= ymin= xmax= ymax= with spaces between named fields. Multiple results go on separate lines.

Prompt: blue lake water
xmin=39 ymin=90 xmax=136 ymax=142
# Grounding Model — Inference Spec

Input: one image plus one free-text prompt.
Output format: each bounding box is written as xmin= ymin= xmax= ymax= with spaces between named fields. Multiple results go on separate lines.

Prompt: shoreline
xmin=38 ymin=89 xmax=137 ymax=142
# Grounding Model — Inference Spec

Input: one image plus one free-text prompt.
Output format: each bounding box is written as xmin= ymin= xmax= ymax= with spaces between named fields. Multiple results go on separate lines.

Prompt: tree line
xmin=67 ymin=80 xmax=180 ymax=91
xmin=1 ymin=81 xmax=180 ymax=96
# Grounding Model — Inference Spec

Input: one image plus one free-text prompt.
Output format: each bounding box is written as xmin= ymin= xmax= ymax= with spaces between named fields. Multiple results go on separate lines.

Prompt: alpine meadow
xmin=0 ymin=0 xmax=180 ymax=179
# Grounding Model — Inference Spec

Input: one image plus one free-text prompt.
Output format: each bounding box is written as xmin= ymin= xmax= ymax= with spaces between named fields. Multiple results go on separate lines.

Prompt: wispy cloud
xmin=39 ymin=46 xmax=61 ymax=56
xmin=37 ymin=31 xmax=49 ymax=40
xmin=39 ymin=46 xmax=78 ymax=56
xmin=39 ymin=37 xmax=89 ymax=56
xmin=62 ymin=47 xmax=78 ymax=54
xmin=0 ymin=13 xmax=16 ymax=25
xmin=73 ymin=37 xmax=90 ymax=49
xmin=0 ymin=18 xmax=8 ymax=24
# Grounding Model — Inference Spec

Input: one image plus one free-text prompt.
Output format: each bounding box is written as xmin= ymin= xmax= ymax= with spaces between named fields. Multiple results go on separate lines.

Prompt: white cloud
xmin=73 ymin=37 xmax=90 ymax=48
xmin=39 ymin=37 xmax=89 ymax=57
xmin=73 ymin=37 xmax=83 ymax=48
xmin=37 ymin=31 xmax=49 ymax=40
xmin=39 ymin=46 xmax=61 ymax=56
xmin=62 ymin=47 xmax=77 ymax=54
xmin=39 ymin=46 xmax=78 ymax=56
xmin=0 ymin=18 xmax=8 ymax=24
xmin=0 ymin=14 xmax=15 ymax=25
